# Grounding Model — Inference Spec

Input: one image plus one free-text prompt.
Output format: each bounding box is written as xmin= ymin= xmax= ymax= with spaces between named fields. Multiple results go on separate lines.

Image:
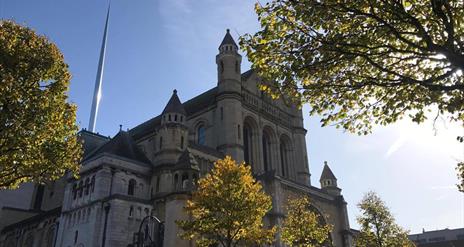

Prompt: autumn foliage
xmin=281 ymin=196 xmax=333 ymax=247
xmin=0 ymin=20 xmax=82 ymax=189
xmin=355 ymin=192 xmax=415 ymax=247
xmin=176 ymin=156 xmax=275 ymax=247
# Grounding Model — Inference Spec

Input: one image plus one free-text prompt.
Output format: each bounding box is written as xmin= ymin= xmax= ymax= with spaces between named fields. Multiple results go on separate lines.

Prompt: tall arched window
xmin=280 ymin=142 xmax=288 ymax=177
xmin=72 ymin=183 xmax=77 ymax=200
xmin=197 ymin=125 xmax=206 ymax=145
xmin=262 ymin=133 xmax=270 ymax=172
xmin=156 ymin=176 xmax=160 ymax=193
xmin=128 ymin=179 xmax=136 ymax=196
xmin=84 ymin=178 xmax=90 ymax=195
xmin=243 ymin=124 xmax=252 ymax=165
xmin=78 ymin=181 xmax=83 ymax=198
xmin=91 ymin=176 xmax=95 ymax=192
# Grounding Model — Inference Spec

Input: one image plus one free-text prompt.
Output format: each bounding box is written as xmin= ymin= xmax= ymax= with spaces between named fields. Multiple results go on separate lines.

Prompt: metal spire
xmin=88 ymin=2 xmax=111 ymax=132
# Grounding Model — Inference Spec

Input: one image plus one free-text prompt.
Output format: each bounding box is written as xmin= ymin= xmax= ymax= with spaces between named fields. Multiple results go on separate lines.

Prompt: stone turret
xmin=216 ymin=29 xmax=242 ymax=90
xmin=320 ymin=161 xmax=341 ymax=196
xmin=155 ymin=89 xmax=188 ymax=165
xmin=215 ymin=29 xmax=244 ymax=161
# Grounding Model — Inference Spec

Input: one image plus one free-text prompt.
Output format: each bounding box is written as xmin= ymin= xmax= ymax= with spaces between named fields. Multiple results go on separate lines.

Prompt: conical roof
xmin=219 ymin=29 xmax=238 ymax=49
xmin=162 ymin=89 xmax=187 ymax=115
xmin=320 ymin=162 xmax=337 ymax=181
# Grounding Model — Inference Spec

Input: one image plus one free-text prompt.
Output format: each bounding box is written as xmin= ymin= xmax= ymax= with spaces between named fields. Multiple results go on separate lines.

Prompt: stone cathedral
xmin=0 ymin=30 xmax=353 ymax=247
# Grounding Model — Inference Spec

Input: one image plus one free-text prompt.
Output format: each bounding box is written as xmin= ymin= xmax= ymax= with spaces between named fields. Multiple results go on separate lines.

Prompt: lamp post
xmin=134 ymin=215 xmax=164 ymax=247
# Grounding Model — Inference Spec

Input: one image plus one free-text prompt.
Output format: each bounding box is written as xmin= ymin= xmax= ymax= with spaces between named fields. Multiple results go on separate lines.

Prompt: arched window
xmin=181 ymin=136 xmax=184 ymax=149
xmin=129 ymin=206 xmax=134 ymax=217
xmin=197 ymin=125 xmax=206 ymax=145
xmin=192 ymin=174 xmax=198 ymax=187
xmin=181 ymin=173 xmax=189 ymax=190
xmin=78 ymin=181 xmax=83 ymax=198
xmin=168 ymin=114 xmax=171 ymax=121
xmin=72 ymin=183 xmax=77 ymax=200
xmin=159 ymin=136 xmax=163 ymax=150
xmin=174 ymin=174 xmax=179 ymax=191
xmin=128 ymin=179 xmax=136 ymax=196
xmin=175 ymin=114 xmax=178 ymax=121
xmin=280 ymin=142 xmax=287 ymax=177
xmin=262 ymin=133 xmax=270 ymax=172
xmin=235 ymin=61 xmax=239 ymax=73
xmin=156 ymin=176 xmax=160 ymax=193
xmin=84 ymin=178 xmax=90 ymax=195
xmin=91 ymin=176 xmax=95 ymax=192
xmin=243 ymin=124 xmax=252 ymax=165
xmin=220 ymin=61 xmax=224 ymax=73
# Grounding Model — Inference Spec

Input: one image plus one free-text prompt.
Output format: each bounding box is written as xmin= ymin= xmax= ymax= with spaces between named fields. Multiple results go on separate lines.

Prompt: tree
xmin=355 ymin=191 xmax=415 ymax=247
xmin=281 ymin=196 xmax=333 ymax=247
xmin=241 ymin=0 xmax=464 ymax=135
xmin=457 ymin=162 xmax=464 ymax=192
xmin=0 ymin=20 xmax=82 ymax=189
xmin=176 ymin=156 xmax=276 ymax=247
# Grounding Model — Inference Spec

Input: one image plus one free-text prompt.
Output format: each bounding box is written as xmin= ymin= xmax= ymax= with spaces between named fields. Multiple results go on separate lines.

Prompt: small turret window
xmin=174 ymin=174 xmax=179 ymax=191
xmin=235 ymin=61 xmax=239 ymax=73
xmin=168 ymin=114 xmax=171 ymax=121
xmin=181 ymin=173 xmax=189 ymax=190
xmin=181 ymin=136 xmax=184 ymax=149
xmin=220 ymin=61 xmax=224 ymax=73
xmin=159 ymin=137 xmax=163 ymax=149
xmin=128 ymin=179 xmax=136 ymax=196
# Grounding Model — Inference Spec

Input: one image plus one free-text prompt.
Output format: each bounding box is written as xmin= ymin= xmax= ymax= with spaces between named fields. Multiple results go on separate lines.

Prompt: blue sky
xmin=2 ymin=0 xmax=463 ymax=233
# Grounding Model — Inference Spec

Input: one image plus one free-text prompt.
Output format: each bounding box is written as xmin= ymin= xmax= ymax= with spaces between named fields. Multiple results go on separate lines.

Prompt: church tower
xmin=155 ymin=89 xmax=189 ymax=166
xmin=215 ymin=29 xmax=243 ymax=161
xmin=320 ymin=161 xmax=341 ymax=196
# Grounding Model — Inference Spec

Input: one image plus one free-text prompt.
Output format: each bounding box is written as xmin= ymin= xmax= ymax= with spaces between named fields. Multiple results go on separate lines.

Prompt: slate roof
xmin=219 ymin=29 xmax=238 ymax=49
xmin=84 ymin=130 xmax=151 ymax=166
xmin=129 ymin=87 xmax=217 ymax=141
xmin=320 ymin=162 xmax=337 ymax=181
xmin=79 ymin=130 xmax=110 ymax=158
xmin=162 ymin=89 xmax=187 ymax=115
xmin=241 ymin=69 xmax=254 ymax=81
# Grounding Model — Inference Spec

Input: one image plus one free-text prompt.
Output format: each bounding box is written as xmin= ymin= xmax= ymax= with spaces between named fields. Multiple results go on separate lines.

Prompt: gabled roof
xmin=162 ymin=89 xmax=187 ymax=115
xmin=320 ymin=162 xmax=337 ymax=181
xmin=219 ymin=29 xmax=238 ymax=49
xmin=84 ymin=130 xmax=151 ymax=166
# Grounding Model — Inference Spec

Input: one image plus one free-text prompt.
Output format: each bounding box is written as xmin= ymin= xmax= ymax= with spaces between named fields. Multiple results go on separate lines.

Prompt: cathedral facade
xmin=0 ymin=30 xmax=352 ymax=247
